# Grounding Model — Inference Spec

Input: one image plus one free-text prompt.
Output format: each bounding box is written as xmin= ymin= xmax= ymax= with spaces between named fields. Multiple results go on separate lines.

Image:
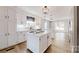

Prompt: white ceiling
xmin=18 ymin=6 xmax=74 ymax=20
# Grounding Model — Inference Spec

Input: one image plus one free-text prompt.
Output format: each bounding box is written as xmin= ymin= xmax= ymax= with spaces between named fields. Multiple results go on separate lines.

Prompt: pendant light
xmin=42 ymin=6 xmax=49 ymax=14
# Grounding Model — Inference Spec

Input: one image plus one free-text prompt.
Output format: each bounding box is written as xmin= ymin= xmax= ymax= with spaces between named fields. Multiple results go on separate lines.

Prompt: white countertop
xmin=27 ymin=31 xmax=49 ymax=37
xmin=35 ymin=32 xmax=49 ymax=37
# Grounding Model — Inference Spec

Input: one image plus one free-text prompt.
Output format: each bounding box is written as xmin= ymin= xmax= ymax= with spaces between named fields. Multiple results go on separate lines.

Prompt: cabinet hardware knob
xmin=24 ymin=34 xmax=25 ymax=36
xmin=5 ymin=33 xmax=7 ymax=36
xmin=47 ymin=36 xmax=49 ymax=39
xmin=8 ymin=33 xmax=10 ymax=35
xmin=5 ymin=16 xmax=7 ymax=18
xmin=39 ymin=39 xmax=41 ymax=40
xmin=8 ymin=16 xmax=9 ymax=19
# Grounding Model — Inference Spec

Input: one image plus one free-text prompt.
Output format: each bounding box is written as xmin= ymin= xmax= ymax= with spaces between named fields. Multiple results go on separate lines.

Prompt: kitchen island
xmin=26 ymin=31 xmax=52 ymax=53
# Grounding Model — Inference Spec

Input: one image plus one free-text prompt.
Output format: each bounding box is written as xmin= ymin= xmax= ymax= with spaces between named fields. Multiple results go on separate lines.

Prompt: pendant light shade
xmin=42 ymin=6 xmax=49 ymax=14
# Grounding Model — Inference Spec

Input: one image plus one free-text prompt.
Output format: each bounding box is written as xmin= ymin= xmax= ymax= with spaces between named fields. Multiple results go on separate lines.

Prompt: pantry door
xmin=7 ymin=7 xmax=17 ymax=46
xmin=0 ymin=7 xmax=8 ymax=49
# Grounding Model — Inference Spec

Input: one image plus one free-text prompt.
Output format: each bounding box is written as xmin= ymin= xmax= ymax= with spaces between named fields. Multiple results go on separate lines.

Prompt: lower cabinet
xmin=39 ymin=34 xmax=48 ymax=53
xmin=0 ymin=20 xmax=8 ymax=49
xmin=47 ymin=33 xmax=52 ymax=47
xmin=0 ymin=32 xmax=26 ymax=50
xmin=0 ymin=33 xmax=18 ymax=50
xmin=17 ymin=32 xmax=26 ymax=43
xmin=27 ymin=33 xmax=39 ymax=53
xmin=27 ymin=32 xmax=52 ymax=53
xmin=0 ymin=33 xmax=8 ymax=49
xmin=7 ymin=33 xmax=18 ymax=47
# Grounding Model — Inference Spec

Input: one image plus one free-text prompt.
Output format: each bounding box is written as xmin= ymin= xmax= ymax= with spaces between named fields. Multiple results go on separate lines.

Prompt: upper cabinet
xmin=16 ymin=9 xmax=27 ymax=31
xmin=35 ymin=16 xmax=42 ymax=28
xmin=16 ymin=9 xmax=26 ymax=25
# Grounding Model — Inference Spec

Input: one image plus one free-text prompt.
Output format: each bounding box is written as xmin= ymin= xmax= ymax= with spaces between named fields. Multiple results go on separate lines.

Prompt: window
xmin=55 ymin=21 xmax=65 ymax=31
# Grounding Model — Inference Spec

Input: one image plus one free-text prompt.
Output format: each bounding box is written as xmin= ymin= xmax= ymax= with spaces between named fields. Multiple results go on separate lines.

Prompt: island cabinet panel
xmin=27 ymin=33 xmax=39 ymax=53
xmin=27 ymin=32 xmax=52 ymax=53
xmin=39 ymin=35 xmax=48 ymax=53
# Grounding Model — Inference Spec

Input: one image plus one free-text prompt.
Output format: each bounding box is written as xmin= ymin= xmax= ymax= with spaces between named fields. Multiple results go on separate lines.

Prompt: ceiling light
xmin=42 ymin=6 xmax=49 ymax=14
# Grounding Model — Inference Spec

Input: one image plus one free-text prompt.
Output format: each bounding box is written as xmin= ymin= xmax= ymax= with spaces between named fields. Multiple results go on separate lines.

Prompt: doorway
xmin=52 ymin=19 xmax=72 ymax=52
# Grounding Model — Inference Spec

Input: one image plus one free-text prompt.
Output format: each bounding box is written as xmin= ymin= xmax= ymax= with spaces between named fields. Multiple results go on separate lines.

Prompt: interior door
xmin=0 ymin=20 xmax=8 ymax=49
xmin=0 ymin=7 xmax=8 ymax=49
xmin=7 ymin=7 xmax=17 ymax=46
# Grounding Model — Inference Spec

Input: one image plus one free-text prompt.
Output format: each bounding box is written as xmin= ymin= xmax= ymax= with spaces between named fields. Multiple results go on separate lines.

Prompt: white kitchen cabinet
xmin=17 ymin=32 xmax=26 ymax=43
xmin=7 ymin=21 xmax=17 ymax=46
xmin=39 ymin=33 xmax=52 ymax=52
xmin=16 ymin=10 xmax=26 ymax=25
xmin=27 ymin=33 xmax=39 ymax=52
xmin=7 ymin=7 xmax=18 ymax=46
xmin=47 ymin=33 xmax=52 ymax=47
xmin=0 ymin=7 xmax=8 ymax=49
xmin=27 ymin=32 xmax=52 ymax=53
xmin=0 ymin=7 xmax=27 ymax=50
xmin=16 ymin=10 xmax=27 ymax=43
xmin=0 ymin=20 xmax=8 ymax=49
xmin=21 ymin=13 xmax=26 ymax=25
xmin=0 ymin=7 xmax=18 ymax=49
xmin=39 ymin=34 xmax=48 ymax=53
xmin=16 ymin=12 xmax=22 ymax=25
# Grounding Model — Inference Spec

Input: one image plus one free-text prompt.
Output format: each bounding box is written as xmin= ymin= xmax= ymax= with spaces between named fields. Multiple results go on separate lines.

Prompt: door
xmin=17 ymin=32 xmax=25 ymax=43
xmin=47 ymin=33 xmax=52 ymax=47
xmin=0 ymin=7 xmax=8 ymax=49
xmin=7 ymin=7 xmax=17 ymax=46
xmin=39 ymin=34 xmax=48 ymax=52
xmin=8 ymin=21 xmax=17 ymax=46
xmin=0 ymin=20 xmax=8 ymax=49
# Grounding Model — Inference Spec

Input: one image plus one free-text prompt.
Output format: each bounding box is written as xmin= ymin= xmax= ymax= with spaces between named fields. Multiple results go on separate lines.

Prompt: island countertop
xmin=27 ymin=31 xmax=49 ymax=37
xmin=27 ymin=31 xmax=52 ymax=53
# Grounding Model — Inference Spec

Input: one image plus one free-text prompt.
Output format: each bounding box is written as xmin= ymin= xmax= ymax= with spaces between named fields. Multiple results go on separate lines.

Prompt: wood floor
xmin=0 ymin=32 xmax=72 ymax=53
xmin=0 ymin=41 xmax=72 ymax=53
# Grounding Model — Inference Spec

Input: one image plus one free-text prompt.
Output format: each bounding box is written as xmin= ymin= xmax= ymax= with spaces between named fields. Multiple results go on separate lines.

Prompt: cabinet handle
xmin=20 ymin=32 xmax=22 ymax=33
xmin=8 ymin=33 xmax=10 ymax=35
xmin=47 ymin=36 xmax=49 ymax=39
xmin=5 ymin=33 xmax=7 ymax=36
xmin=69 ymin=39 xmax=70 ymax=43
xmin=8 ymin=16 xmax=9 ymax=19
xmin=24 ymin=34 xmax=25 ymax=36
xmin=5 ymin=16 xmax=7 ymax=19
xmin=5 ymin=16 xmax=9 ymax=19
xmin=39 ymin=39 xmax=41 ymax=40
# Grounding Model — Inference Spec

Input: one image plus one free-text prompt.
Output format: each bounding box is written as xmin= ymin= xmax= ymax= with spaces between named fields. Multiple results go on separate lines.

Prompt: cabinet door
xmin=7 ymin=7 xmax=17 ymax=46
xmin=0 ymin=20 xmax=8 ymax=49
xmin=17 ymin=32 xmax=25 ymax=43
xmin=21 ymin=13 xmax=26 ymax=25
xmin=39 ymin=35 xmax=48 ymax=52
xmin=27 ymin=33 xmax=39 ymax=53
xmin=47 ymin=34 xmax=52 ymax=46
xmin=7 ymin=21 xmax=17 ymax=46
xmin=16 ymin=12 xmax=22 ymax=25
xmin=0 ymin=7 xmax=8 ymax=49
